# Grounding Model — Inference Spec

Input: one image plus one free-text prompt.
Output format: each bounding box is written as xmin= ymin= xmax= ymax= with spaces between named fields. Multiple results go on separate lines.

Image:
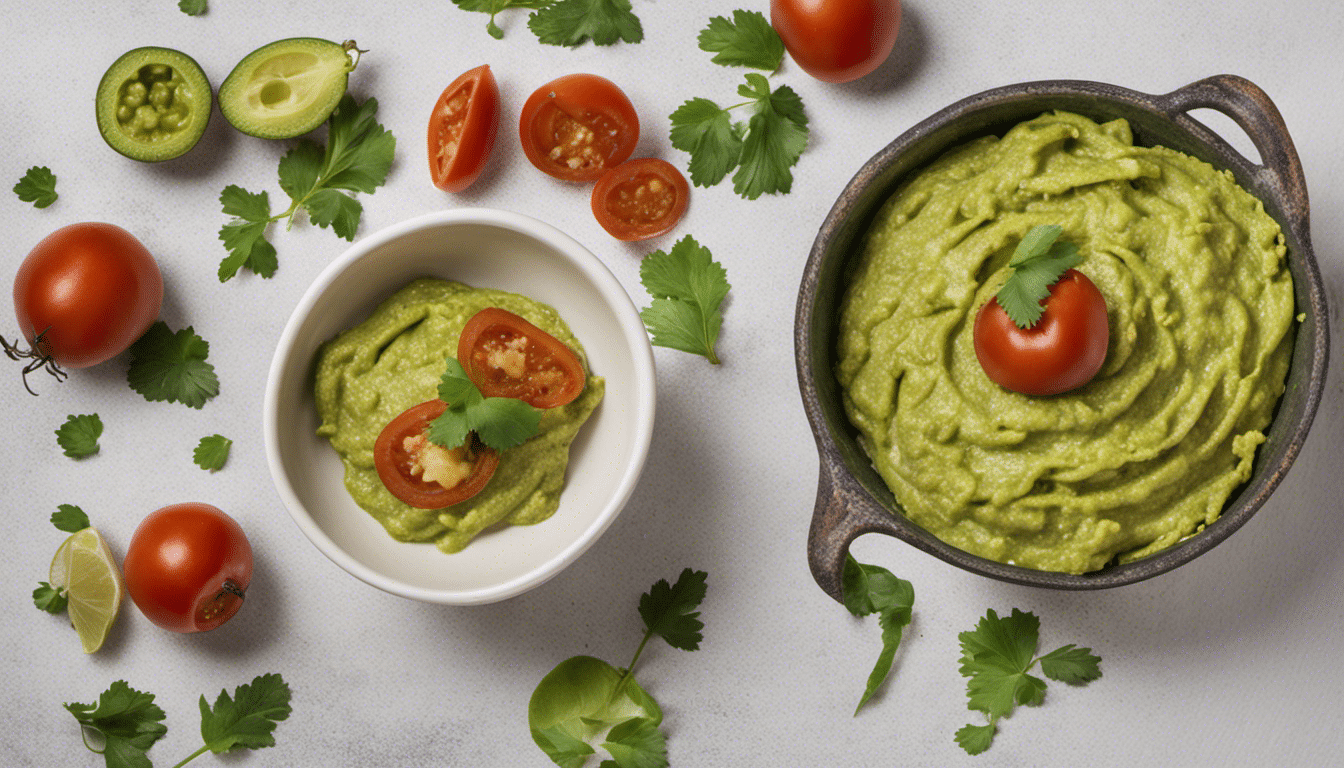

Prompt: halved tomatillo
xmin=95 ymin=47 xmax=212 ymax=162
xmin=218 ymin=38 xmax=362 ymax=139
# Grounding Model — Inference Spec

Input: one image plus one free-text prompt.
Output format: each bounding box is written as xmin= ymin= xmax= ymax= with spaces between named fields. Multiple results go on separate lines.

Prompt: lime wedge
xmin=48 ymin=528 xmax=124 ymax=653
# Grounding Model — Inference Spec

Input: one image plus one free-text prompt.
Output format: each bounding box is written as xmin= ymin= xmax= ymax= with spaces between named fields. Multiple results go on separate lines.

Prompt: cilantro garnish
xmin=529 ymin=0 xmax=643 ymax=47
xmin=697 ymin=10 xmax=784 ymax=70
xmin=193 ymin=434 xmax=232 ymax=471
xmin=842 ymin=554 xmax=915 ymax=714
xmin=449 ymin=0 xmax=552 ymax=40
xmin=218 ymin=94 xmax=395 ymax=281
xmin=993 ymin=224 xmax=1082 ymax=328
xmin=34 ymin=581 xmax=69 ymax=613
xmin=52 ymin=503 xmax=91 ymax=532
xmin=56 ymin=414 xmax=102 ymax=458
xmin=64 ymin=680 xmax=168 ymax=768
xmin=955 ymin=608 xmax=1102 ymax=754
xmin=428 ymin=358 xmax=541 ymax=451
xmin=13 ymin=165 xmax=58 ymax=208
xmin=126 ymin=322 xmax=220 ymax=409
xmin=34 ymin=505 xmax=92 ymax=614
xmin=178 ymin=0 xmax=206 ymax=15
xmin=191 ymin=673 xmax=293 ymax=760
xmin=529 ymin=568 xmax=707 ymax=767
xmin=639 ymin=235 xmax=731 ymax=364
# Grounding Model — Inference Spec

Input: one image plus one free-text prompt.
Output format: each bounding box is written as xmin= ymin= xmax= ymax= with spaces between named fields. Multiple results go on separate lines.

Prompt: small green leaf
xmin=64 ymin=680 xmax=168 ymax=768
xmin=529 ymin=0 xmax=643 ymax=47
xmin=528 ymin=656 xmax=663 ymax=767
xmin=639 ymin=236 xmax=731 ymax=363
xmin=55 ymin=414 xmax=102 ymax=458
xmin=13 ymin=165 xmax=57 ymax=208
xmin=1038 ymin=644 xmax=1103 ymax=684
xmin=955 ymin=721 xmax=997 ymax=755
xmin=993 ymin=225 xmax=1082 ymax=328
xmin=602 ymin=717 xmax=668 ymax=768
xmin=697 ymin=10 xmax=784 ymax=70
xmin=178 ymin=0 xmax=207 ymax=15
xmin=842 ymin=555 xmax=915 ymax=714
xmin=638 ymin=567 xmax=707 ymax=651
xmin=126 ymin=322 xmax=219 ymax=409
xmin=669 ymin=98 xmax=741 ymax=188
xmin=34 ymin=582 xmax=68 ymax=613
xmin=429 ymin=358 xmax=542 ymax=452
xmin=51 ymin=503 xmax=90 ymax=532
xmin=199 ymin=673 xmax=292 ymax=754
xmin=193 ymin=434 xmax=233 ymax=471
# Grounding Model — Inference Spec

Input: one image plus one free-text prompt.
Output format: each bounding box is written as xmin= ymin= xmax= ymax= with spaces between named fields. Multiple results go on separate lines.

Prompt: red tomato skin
xmin=973 ymin=269 xmax=1110 ymax=396
xmin=427 ymin=64 xmax=500 ymax=193
xmin=373 ymin=400 xmax=500 ymax=509
xmin=123 ymin=503 xmax=253 ymax=633
xmin=13 ymin=222 xmax=162 ymax=368
xmin=518 ymin=73 xmax=640 ymax=182
xmin=770 ymin=0 xmax=902 ymax=83
xmin=591 ymin=158 xmax=690 ymax=241
xmin=457 ymin=307 xmax=586 ymax=408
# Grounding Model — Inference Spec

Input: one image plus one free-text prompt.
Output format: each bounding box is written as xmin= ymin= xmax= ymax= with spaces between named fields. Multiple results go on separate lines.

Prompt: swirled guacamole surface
xmin=836 ymin=111 xmax=1295 ymax=574
xmin=314 ymin=278 xmax=604 ymax=554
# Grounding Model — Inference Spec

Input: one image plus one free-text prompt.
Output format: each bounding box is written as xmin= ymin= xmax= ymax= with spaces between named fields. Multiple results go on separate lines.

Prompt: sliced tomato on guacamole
xmin=457 ymin=307 xmax=586 ymax=409
xmin=373 ymin=400 xmax=500 ymax=509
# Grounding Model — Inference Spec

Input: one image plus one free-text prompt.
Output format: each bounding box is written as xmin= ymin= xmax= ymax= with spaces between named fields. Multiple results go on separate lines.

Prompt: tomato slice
xmin=373 ymin=400 xmax=500 ymax=509
xmin=519 ymin=73 xmax=639 ymax=182
xmin=590 ymin=158 xmax=690 ymax=241
xmin=457 ymin=308 xmax=586 ymax=408
xmin=427 ymin=64 xmax=500 ymax=192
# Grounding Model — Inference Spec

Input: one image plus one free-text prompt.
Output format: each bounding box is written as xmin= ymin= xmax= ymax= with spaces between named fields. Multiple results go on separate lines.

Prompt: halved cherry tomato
xmin=591 ymin=158 xmax=690 ymax=241
xmin=771 ymin=0 xmax=902 ymax=83
xmin=427 ymin=64 xmax=500 ymax=193
xmin=973 ymin=269 xmax=1110 ymax=396
xmin=519 ymin=73 xmax=639 ymax=182
xmin=458 ymin=307 xmax=586 ymax=408
xmin=374 ymin=400 xmax=500 ymax=509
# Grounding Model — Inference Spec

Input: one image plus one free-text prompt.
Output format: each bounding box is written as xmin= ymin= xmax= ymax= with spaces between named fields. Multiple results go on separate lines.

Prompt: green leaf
xmin=34 ymin=582 xmax=68 ymax=613
xmin=318 ymin=96 xmax=396 ymax=195
xmin=51 ymin=503 xmax=90 ymax=532
xmin=638 ymin=235 xmax=731 ymax=363
xmin=955 ymin=721 xmax=997 ymax=755
xmin=13 ymin=165 xmax=57 ymax=208
xmin=178 ymin=0 xmax=207 ymax=15
xmin=1038 ymin=644 xmax=1103 ymax=684
xmin=199 ymin=673 xmax=292 ymax=754
xmin=193 ymin=434 xmax=232 ymax=471
xmin=452 ymin=0 xmax=552 ymax=39
xmin=55 ymin=414 xmax=102 ymax=458
xmin=732 ymin=78 xmax=808 ymax=199
xmin=276 ymin=141 xmax=326 ymax=201
xmin=993 ymin=224 xmax=1082 ymax=328
xmin=668 ymin=98 xmax=741 ymax=188
xmin=529 ymin=656 xmax=663 ymax=767
xmin=529 ymin=0 xmax=642 ymax=47
xmin=533 ymin=724 xmax=596 ymax=768
xmin=429 ymin=358 xmax=542 ymax=451
xmin=697 ymin=10 xmax=784 ymax=70
xmin=638 ymin=567 xmax=707 ymax=651
xmin=601 ymin=717 xmax=668 ymax=768
xmin=126 ymin=322 xmax=220 ymax=409
xmin=841 ymin=555 xmax=915 ymax=713
xmin=217 ymin=186 xmax=277 ymax=281
xmin=64 ymin=680 xmax=168 ymax=768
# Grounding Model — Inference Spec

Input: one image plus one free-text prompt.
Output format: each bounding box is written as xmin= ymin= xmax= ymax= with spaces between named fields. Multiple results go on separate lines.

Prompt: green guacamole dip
xmin=314 ymin=278 xmax=604 ymax=554
xmin=837 ymin=111 xmax=1295 ymax=574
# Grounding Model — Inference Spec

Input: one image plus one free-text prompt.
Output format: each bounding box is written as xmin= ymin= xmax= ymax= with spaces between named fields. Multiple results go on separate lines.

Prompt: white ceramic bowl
xmin=264 ymin=208 xmax=656 ymax=605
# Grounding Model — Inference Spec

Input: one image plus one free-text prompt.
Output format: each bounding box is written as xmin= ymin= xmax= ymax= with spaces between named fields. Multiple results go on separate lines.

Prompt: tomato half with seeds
xmin=519 ymin=73 xmax=639 ymax=182
xmin=973 ymin=269 xmax=1110 ymax=396
xmin=771 ymin=0 xmax=902 ymax=83
xmin=591 ymin=158 xmax=690 ymax=241
xmin=374 ymin=400 xmax=500 ymax=509
xmin=458 ymin=308 xmax=586 ymax=408
xmin=427 ymin=64 xmax=500 ymax=193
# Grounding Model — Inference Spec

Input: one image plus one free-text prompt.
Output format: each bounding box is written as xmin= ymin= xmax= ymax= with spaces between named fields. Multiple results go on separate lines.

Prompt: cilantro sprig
xmin=639 ymin=235 xmax=731 ymax=364
xmin=56 ymin=413 xmax=102 ymax=458
xmin=842 ymin=554 xmax=915 ymax=714
xmin=126 ymin=322 xmax=219 ymax=408
xmin=529 ymin=568 xmax=707 ymax=767
xmin=697 ymin=10 xmax=784 ymax=70
xmin=193 ymin=434 xmax=232 ymax=471
xmin=428 ymin=358 xmax=541 ymax=451
xmin=218 ymin=94 xmax=395 ymax=281
xmin=993 ymin=224 xmax=1082 ymax=328
xmin=451 ymin=0 xmax=642 ymax=45
xmin=14 ymin=165 xmax=58 ymax=208
xmin=955 ymin=608 xmax=1102 ymax=754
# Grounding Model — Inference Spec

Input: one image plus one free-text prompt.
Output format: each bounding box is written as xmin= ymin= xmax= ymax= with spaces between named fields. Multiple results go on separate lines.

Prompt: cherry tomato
xmin=519 ymin=73 xmax=639 ymax=182
xmin=373 ymin=400 xmax=501 ymax=509
xmin=427 ymin=64 xmax=500 ymax=193
xmin=770 ymin=0 xmax=902 ymax=83
xmin=6 ymin=223 xmax=162 ymax=389
xmin=973 ymin=269 xmax=1110 ymax=396
xmin=458 ymin=307 xmax=586 ymax=408
xmin=590 ymin=158 xmax=690 ymax=241
xmin=123 ymin=503 xmax=253 ymax=633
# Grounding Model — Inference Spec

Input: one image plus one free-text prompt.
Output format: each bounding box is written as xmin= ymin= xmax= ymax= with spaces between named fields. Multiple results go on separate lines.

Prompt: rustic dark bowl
xmin=796 ymin=76 xmax=1329 ymax=599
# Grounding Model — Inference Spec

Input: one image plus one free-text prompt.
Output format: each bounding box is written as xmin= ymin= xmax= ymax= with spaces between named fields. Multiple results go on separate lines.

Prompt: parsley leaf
xmin=639 ymin=235 xmax=731 ymax=364
xmin=217 ymin=95 xmax=394 ymax=281
xmin=52 ymin=503 xmax=91 ymax=532
xmin=64 ymin=680 xmax=168 ymax=768
xmin=452 ymin=0 xmax=552 ymax=39
xmin=193 ymin=434 xmax=232 ymax=471
xmin=698 ymin=10 xmax=784 ymax=70
xmin=178 ymin=0 xmax=207 ymax=15
xmin=34 ymin=582 xmax=68 ymax=613
xmin=428 ymin=358 xmax=542 ymax=451
xmin=668 ymin=98 xmax=743 ymax=188
xmin=529 ymin=0 xmax=643 ymax=47
xmin=126 ymin=322 xmax=220 ymax=409
xmin=993 ymin=224 xmax=1082 ymax=328
xmin=198 ymin=673 xmax=292 ymax=755
xmin=14 ymin=165 xmax=58 ymax=208
xmin=56 ymin=414 xmax=102 ymax=458
xmin=639 ymin=567 xmax=707 ymax=651
xmin=956 ymin=607 xmax=1101 ymax=754
xmin=842 ymin=554 xmax=915 ymax=714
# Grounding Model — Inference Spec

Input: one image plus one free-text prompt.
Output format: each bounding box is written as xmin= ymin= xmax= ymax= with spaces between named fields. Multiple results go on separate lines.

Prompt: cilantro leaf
xmin=428 ymin=358 xmax=542 ymax=451
xmin=842 ymin=555 xmax=915 ymax=713
xmin=64 ymin=680 xmax=168 ymax=768
xmin=602 ymin=717 xmax=668 ymax=768
xmin=993 ymin=224 xmax=1082 ymax=328
xmin=529 ymin=0 xmax=643 ymax=47
xmin=193 ymin=434 xmax=232 ymax=471
xmin=452 ymin=0 xmax=552 ymax=39
xmin=34 ymin=581 xmax=68 ymax=613
xmin=218 ymin=186 xmax=279 ymax=281
xmin=14 ymin=165 xmax=57 ymax=208
xmin=698 ymin=10 xmax=784 ymax=70
xmin=199 ymin=673 xmax=292 ymax=754
xmin=954 ymin=722 xmax=997 ymax=755
xmin=638 ymin=567 xmax=708 ymax=651
xmin=639 ymin=235 xmax=731 ymax=364
xmin=52 ymin=503 xmax=91 ymax=532
xmin=178 ymin=0 xmax=207 ymax=15
xmin=1038 ymin=644 xmax=1103 ymax=684
xmin=56 ymin=413 xmax=102 ymax=458
xmin=668 ymin=98 xmax=742 ymax=188
xmin=732 ymin=75 xmax=808 ymax=199
xmin=126 ymin=322 xmax=220 ymax=409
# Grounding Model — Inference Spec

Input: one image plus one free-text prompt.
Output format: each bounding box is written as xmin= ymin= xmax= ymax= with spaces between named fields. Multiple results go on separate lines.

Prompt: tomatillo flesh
xmin=95 ymin=47 xmax=212 ymax=162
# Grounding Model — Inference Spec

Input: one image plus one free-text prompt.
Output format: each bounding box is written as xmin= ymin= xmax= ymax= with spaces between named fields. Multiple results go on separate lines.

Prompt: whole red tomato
xmin=427 ymin=64 xmax=500 ymax=193
xmin=123 ymin=503 xmax=253 ymax=633
xmin=7 ymin=223 xmax=162 ymax=387
xmin=771 ymin=0 xmax=902 ymax=83
xmin=518 ymin=73 xmax=640 ymax=182
xmin=973 ymin=269 xmax=1110 ymax=396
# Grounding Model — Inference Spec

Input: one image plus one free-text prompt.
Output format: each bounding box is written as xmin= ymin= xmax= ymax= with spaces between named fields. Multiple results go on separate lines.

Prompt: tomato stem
xmin=2 ymin=326 xmax=67 ymax=395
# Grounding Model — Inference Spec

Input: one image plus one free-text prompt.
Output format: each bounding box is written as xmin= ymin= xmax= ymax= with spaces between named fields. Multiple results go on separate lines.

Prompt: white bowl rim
xmin=262 ymin=207 xmax=656 ymax=605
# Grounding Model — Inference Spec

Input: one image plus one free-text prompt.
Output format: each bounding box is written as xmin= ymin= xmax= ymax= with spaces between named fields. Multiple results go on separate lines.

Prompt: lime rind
xmin=219 ymin=38 xmax=357 ymax=139
xmin=49 ymin=528 xmax=124 ymax=654
xmin=95 ymin=47 xmax=212 ymax=162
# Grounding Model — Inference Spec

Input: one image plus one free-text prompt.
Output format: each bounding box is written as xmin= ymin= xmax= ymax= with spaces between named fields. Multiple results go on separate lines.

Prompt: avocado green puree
xmin=314 ymin=278 xmax=604 ymax=554
xmin=837 ymin=111 xmax=1295 ymax=574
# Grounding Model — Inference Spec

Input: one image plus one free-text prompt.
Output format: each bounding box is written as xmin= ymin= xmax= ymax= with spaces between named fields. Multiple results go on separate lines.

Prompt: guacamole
xmin=837 ymin=111 xmax=1295 ymax=573
xmin=314 ymin=278 xmax=604 ymax=553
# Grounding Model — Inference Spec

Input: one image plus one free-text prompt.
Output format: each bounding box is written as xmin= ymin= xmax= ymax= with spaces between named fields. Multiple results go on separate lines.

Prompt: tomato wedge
xmin=591 ymin=158 xmax=690 ymax=241
xmin=427 ymin=64 xmax=500 ymax=192
xmin=457 ymin=308 xmax=586 ymax=408
xmin=373 ymin=400 xmax=500 ymax=509
xmin=519 ymin=73 xmax=639 ymax=182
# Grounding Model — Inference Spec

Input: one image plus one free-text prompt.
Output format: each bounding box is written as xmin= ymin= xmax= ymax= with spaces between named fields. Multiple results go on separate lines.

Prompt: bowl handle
xmin=1154 ymin=75 xmax=1310 ymax=233
xmin=808 ymin=453 xmax=906 ymax=603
